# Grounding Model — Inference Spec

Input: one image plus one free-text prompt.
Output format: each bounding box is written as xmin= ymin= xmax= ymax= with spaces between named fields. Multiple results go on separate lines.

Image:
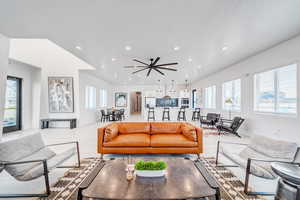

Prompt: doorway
xmin=3 ymin=76 xmax=22 ymax=133
xmin=130 ymin=91 xmax=142 ymax=115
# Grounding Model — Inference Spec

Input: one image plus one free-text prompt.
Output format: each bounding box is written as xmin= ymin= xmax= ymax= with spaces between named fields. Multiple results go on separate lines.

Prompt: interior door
xmin=3 ymin=76 xmax=22 ymax=133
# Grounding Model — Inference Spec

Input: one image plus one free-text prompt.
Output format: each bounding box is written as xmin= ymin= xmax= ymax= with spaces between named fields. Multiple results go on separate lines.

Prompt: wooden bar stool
xmin=177 ymin=107 xmax=186 ymax=121
xmin=162 ymin=107 xmax=170 ymax=121
xmin=148 ymin=107 xmax=155 ymax=121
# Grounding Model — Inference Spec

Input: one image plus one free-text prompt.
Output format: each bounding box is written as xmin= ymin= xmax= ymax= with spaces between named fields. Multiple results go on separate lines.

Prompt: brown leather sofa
xmin=97 ymin=122 xmax=203 ymax=157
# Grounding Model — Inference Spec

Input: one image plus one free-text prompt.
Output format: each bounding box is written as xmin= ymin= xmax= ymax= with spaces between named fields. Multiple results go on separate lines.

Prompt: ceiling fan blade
xmin=154 ymin=62 xmax=178 ymax=67
xmin=132 ymin=67 xmax=149 ymax=74
xmin=147 ymin=68 xmax=152 ymax=76
xmin=133 ymin=59 xmax=149 ymax=66
xmin=151 ymin=57 xmax=160 ymax=66
xmin=154 ymin=68 xmax=165 ymax=75
xmin=124 ymin=66 xmax=147 ymax=68
xmin=156 ymin=66 xmax=178 ymax=71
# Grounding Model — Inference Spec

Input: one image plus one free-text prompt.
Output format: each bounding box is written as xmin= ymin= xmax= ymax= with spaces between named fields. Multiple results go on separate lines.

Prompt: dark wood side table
xmin=77 ymin=157 xmax=220 ymax=200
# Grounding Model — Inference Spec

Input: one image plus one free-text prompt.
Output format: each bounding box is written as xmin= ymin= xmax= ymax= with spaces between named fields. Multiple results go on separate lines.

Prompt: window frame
xmin=204 ymin=85 xmax=216 ymax=109
xmin=85 ymin=86 xmax=96 ymax=110
xmin=99 ymin=88 xmax=108 ymax=108
xmin=253 ymin=63 xmax=298 ymax=116
xmin=222 ymin=78 xmax=241 ymax=112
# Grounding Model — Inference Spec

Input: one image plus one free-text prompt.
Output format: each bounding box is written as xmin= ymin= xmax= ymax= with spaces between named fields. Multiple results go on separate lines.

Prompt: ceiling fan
xmin=124 ymin=57 xmax=178 ymax=77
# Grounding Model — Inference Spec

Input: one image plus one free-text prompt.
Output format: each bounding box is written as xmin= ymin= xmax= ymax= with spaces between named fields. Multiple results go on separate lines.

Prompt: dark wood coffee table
xmin=77 ymin=157 xmax=220 ymax=200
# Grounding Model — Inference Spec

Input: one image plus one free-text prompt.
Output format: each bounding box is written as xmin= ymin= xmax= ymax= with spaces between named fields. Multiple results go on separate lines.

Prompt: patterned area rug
xmin=42 ymin=157 xmax=264 ymax=200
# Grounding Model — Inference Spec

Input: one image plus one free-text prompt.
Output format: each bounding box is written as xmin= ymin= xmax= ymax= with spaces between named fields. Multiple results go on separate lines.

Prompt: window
xmin=3 ymin=76 xmax=22 ymax=133
xmin=222 ymin=79 xmax=241 ymax=111
xmin=254 ymin=64 xmax=297 ymax=114
xmin=100 ymin=89 xmax=108 ymax=107
xmin=204 ymin=86 xmax=216 ymax=109
xmin=192 ymin=89 xmax=197 ymax=108
xmin=85 ymin=86 xmax=96 ymax=109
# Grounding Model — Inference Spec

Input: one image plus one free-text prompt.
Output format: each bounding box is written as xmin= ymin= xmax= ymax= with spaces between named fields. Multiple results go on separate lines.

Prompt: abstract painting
xmin=115 ymin=92 xmax=127 ymax=107
xmin=48 ymin=77 xmax=74 ymax=113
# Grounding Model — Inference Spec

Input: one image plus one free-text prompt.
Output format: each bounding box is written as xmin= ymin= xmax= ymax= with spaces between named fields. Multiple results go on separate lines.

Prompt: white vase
xmin=135 ymin=170 xmax=166 ymax=177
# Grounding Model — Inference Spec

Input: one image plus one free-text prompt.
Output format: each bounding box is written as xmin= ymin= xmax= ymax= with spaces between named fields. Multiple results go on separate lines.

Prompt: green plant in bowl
xmin=134 ymin=160 xmax=167 ymax=171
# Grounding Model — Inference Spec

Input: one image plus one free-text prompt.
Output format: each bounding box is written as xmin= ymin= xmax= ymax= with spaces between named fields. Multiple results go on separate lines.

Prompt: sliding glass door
xmin=3 ymin=76 xmax=22 ymax=133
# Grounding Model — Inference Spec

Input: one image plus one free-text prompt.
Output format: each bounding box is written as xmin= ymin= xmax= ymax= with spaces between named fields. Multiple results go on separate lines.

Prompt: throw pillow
xmin=181 ymin=124 xmax=197 ymax=142
xmin=104 ymin=123 xmax=119 ymax=142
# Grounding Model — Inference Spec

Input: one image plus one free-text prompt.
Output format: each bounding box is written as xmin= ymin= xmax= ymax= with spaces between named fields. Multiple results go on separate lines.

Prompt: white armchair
xmin=0 ymin=132 xmax=80 ymax=198
xmin=216 ymin=134 xmax=300 ymax=196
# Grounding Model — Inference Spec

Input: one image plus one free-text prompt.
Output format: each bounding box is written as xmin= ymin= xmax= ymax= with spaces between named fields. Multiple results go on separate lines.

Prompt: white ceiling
xmin=1 ymin=0 xmax=300 ymax=85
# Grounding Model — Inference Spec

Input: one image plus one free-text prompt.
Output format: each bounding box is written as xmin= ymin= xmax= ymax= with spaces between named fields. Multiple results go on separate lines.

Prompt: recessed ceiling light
xmin=173 ymin=46 xmax=180 ymax=51
xmin=188 ymin=58 xmax=192 ymax=62
xmin=197 ymin=65 xmax=202 ymax=69
xmin=125 ymin=45 xmax=132 ymax=51
xmin=75 ymin=46 xmax=82 ymax=50
xmin=101 ymin=65 xmax=105 ymax=69
xmin=111 ymin=58 xmax=116 ymax=62
xmin=185 ymin=74 xmax=189 ymax=78
xmin=222 ymin=46 xmax=228 ymax=51
xmin=114 ymin=73 xmax=118 ymax=78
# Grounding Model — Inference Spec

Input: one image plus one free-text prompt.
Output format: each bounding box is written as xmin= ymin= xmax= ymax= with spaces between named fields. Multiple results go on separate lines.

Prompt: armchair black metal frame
xmin=216 ymin=141 xmax=300 ymax=196
xmin=216 ymin=117 xmax=245 ymax=137
xmin=200 ymin=113 xmax=220 ymax=128
xmin=0 ymin=141 xmax=80 ymax=198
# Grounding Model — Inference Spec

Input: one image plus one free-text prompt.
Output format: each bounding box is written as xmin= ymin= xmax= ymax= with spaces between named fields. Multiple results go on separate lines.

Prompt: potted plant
xmin=134 ymin=160 xmax=167 ymax=177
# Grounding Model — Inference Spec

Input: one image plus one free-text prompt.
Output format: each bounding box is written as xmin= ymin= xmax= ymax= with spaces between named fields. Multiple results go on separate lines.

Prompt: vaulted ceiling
xmin=1 ymin=0 xmax=300 ymax=85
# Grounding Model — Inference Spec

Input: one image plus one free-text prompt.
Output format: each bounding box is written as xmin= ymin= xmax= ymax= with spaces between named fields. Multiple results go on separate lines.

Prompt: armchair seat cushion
xmin=151 ymin=134 xmax=198 ymax=147
xmin=216 ymin=125 xmax=233 ymax=132
xmin=221 ymin=145 xmax=277 ymax=179
xmin=5 ymin=147 xmax=56 ymax=178
xmin=103 ymin=134 xmax=150 ymax=147
xmin=16 ymin=147 xmax=76 ymax=181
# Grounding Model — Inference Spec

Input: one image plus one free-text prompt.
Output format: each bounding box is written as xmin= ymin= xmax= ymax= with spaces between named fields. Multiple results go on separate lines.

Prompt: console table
xmin=40 ymin=118 xmax=77 ymax=129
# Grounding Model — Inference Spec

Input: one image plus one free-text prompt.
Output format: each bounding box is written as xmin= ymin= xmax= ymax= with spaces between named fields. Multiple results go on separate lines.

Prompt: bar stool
xmin=177 ymin=107 xmax=186 ymax=121
xmin=162 ymin=107 xmax=170 ymax=121
xmin=192 ymin=108 xmax=201 ymax=121
xmin=148 ymin=107 xmax=155 ymax=121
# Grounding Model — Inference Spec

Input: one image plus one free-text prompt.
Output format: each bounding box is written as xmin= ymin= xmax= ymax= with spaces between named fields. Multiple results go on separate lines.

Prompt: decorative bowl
xmin=135 ymin=169 xmax=166 ymax=177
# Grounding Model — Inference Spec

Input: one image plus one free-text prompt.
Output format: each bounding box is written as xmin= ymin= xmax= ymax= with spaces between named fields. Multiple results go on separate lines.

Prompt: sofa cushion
xmin=151 ymin=134 xmax=198 ymax=147
xmin=118 ymin=122 xmax=150 ymax=134
xmin=103 ymin=134 xmax=150 ymax=147
xmin=181 ymin=123 xmax=197 ymax=142
xmin=249 ymin=134 xmax=298 ymax=161
xmin=104 ymin=123 xmax=119 ymax=142
xmin=151 ymin=122 xmax=182 ymax=134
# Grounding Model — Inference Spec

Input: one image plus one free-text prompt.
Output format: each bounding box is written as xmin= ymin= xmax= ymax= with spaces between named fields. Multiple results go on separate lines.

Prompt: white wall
xmin=0 ymin=34 xmax=9 ymax=139
xmin=192 ymin=35 xmax=300 ymax=144
xmin=79 ymin=71 xmax=112 ymax=126
xmin=7 ymin=59 xmax=40 ymax=130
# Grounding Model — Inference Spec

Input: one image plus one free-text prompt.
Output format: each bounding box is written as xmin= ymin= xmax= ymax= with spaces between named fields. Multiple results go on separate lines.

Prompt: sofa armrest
xmin=97 ymin=128 xmax=106 ymax=153
xmin=195 ymin=127 xmax=203 ymax=153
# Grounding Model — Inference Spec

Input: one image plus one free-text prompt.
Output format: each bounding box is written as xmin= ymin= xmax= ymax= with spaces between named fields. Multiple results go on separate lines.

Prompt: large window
xmin=204 ymin=85 xmax=216 ymax=109
xmin=3 ymin=76 xmax=22 ymax=133
xmin=85 ymin=86 xmax=96 ymax=109
xmin=99 ymin=89 xmax=108 ymax=107
xmin=254 ymin=64 xmax=297 ymax=114
xmin=222 ymin=79 xmax=241 ymax=111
